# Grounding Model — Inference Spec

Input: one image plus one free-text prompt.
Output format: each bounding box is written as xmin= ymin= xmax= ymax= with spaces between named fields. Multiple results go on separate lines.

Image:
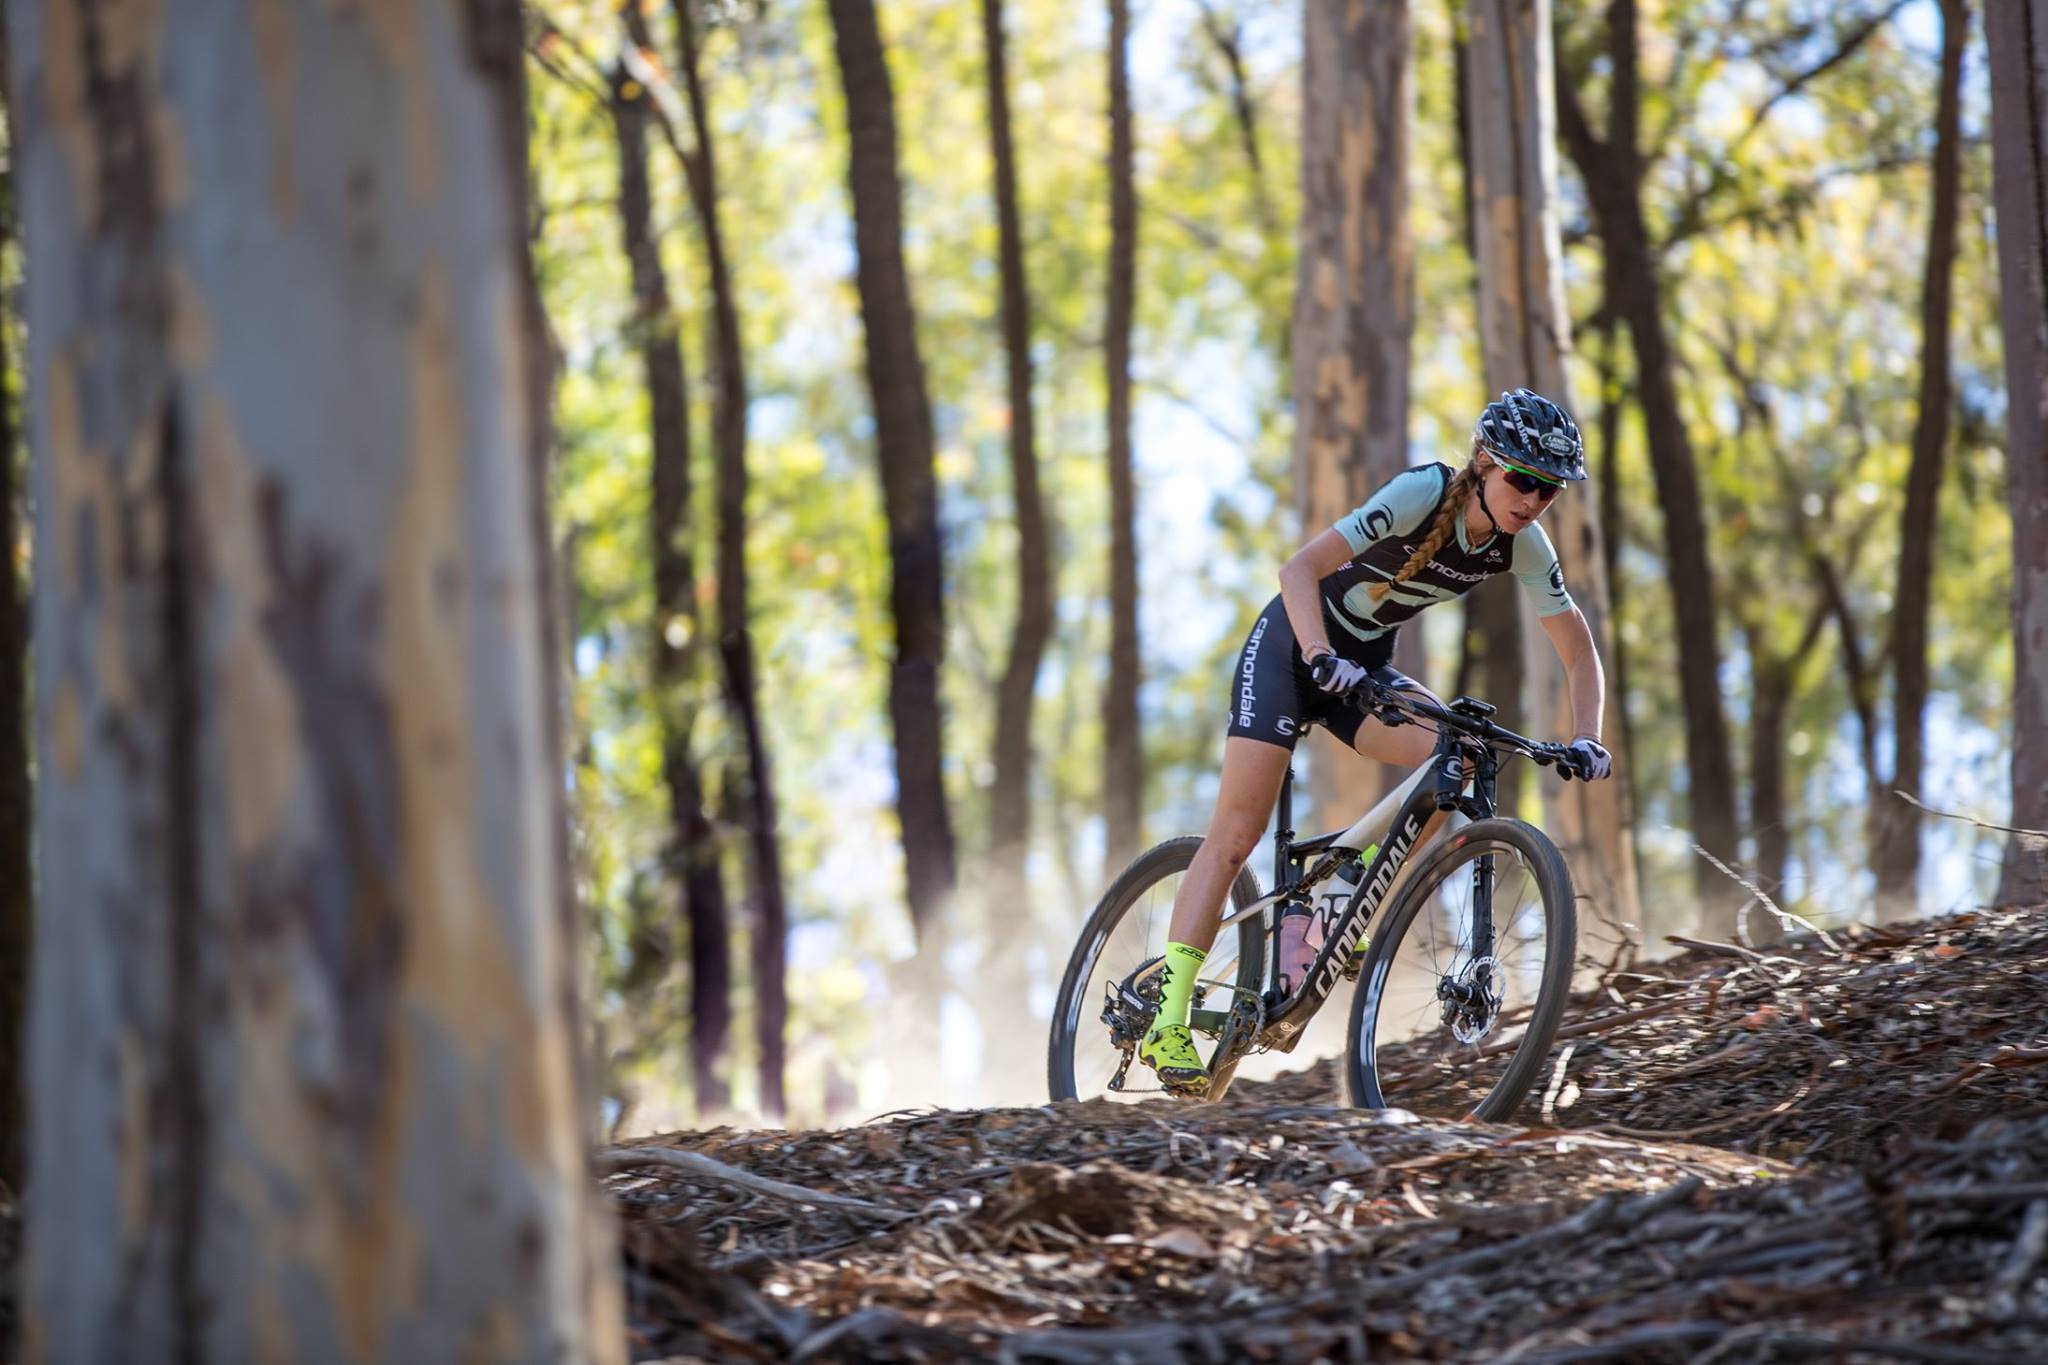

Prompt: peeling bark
xmin=10 ymin=1 xmax=620 ymax=1354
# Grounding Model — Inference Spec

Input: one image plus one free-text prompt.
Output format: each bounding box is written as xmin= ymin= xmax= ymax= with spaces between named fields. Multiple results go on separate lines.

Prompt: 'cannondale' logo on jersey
xmin=1363 ymin=506 xmax=1393 ymax=540
xmin=1548 ymin=562 xmax=1566 ymax=595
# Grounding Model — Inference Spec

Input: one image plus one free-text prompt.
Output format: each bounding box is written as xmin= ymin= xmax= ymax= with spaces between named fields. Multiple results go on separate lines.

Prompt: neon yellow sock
xmin=1156 ymin=941 xmax=1208 ymax=1030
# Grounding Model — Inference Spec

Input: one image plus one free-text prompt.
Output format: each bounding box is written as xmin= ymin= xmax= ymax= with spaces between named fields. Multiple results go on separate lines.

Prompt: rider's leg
xmin=1165 ymin=736 xmax=1293 ymax=953
xmin=1352 ymin=683 xmax=1459 ymax=866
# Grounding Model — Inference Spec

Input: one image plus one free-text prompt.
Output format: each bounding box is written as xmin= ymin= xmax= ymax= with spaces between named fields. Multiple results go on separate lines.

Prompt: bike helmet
xmin=1473 ymin=388 xmax=1586 ymax=483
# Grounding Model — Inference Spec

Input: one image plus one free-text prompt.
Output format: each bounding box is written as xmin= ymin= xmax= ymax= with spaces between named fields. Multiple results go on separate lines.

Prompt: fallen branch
xmin=596 ymin=1145 xmax=913 ymax=1222
xmin=1691 ymin=845 xmax=1844 ymax=953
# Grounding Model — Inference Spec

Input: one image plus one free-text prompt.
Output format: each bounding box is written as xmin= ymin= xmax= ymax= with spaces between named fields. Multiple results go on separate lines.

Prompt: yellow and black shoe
xmin=1137 ymin=1023 xmax=1210 ymax=1096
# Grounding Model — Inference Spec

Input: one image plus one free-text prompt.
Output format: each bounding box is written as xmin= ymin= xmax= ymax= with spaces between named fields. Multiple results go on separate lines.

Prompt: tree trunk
xmin=611 ymin=49 xmax=732 ymax=1116
xmin=1987 ymin=0 xmax=2048 ymax=907
xmin=10 ymin=1 xmax=620 ymax=1353
xmin=1557 ymin=3 xmax=1742 ymax=924
xmin=0 ymin=122 xmax=26 ymax=1195
xmin=1291 ymin=0 xmax=1415 ymax=828
xmin=1875 ymin=0 xmax=1969 ymax=920
xmin=1748 ymin=654 xmax=1792 ymax=940
xmin=1465 ymin=0 xmax=1640 ymax=930
xmin=827 ymin=0 xmax=958 ymax=939
xmin=670 ymin=0 xmax=789 ymax=1119
xmin=982 ymin=0 xmax=1052 ymax=910
xmin=1103 ymin=0 xmax=1143 ymax=873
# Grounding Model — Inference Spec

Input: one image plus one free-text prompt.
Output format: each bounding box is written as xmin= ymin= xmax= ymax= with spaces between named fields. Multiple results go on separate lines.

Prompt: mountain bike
xmin=1047 ymin=671 xmax=1594 ymax=1120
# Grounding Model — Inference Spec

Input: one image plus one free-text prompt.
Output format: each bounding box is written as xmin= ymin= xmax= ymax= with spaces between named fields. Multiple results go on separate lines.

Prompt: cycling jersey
xmin=1224 ymin=462 xmax=1576 ymax=751
xmin=1323 ymin=462 xmax=1573 ymax=646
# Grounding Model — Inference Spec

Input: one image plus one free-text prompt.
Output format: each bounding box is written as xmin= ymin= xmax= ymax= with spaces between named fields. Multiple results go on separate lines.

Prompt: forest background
xmin=1 ymin=0 xmax=2040 ymax=1152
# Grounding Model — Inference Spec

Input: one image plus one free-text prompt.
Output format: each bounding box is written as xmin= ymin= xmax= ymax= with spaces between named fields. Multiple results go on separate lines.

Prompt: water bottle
xmin=1276 ymin=900 xmax=1320 ymax=995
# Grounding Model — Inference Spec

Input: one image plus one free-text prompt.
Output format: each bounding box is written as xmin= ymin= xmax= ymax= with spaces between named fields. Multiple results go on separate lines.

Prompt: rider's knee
xmin=1204 ymin=820 xmax=1264 ymax=867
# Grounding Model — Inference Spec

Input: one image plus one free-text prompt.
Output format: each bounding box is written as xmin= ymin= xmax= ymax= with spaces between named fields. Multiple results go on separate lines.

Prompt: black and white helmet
xmin=1473 ymin=388 xmax=1586 ymax=483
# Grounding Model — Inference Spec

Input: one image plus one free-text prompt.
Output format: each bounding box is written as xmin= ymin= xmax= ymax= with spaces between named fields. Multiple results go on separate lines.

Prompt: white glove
xmin=1309 ymin=652 xmax=1369 ymax=695
xmin=1567 ymin=737 xmax=1612 ymax=781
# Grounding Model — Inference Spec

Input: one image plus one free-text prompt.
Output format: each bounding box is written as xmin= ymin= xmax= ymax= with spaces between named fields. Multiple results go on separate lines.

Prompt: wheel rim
xmin=1059 ymin=861 xmax=1247 ymax=1103
xmin=1357 ymin=838 xmax=1558 ymax=1118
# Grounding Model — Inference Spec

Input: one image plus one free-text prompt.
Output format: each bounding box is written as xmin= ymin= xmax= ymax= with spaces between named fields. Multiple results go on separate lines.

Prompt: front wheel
xmin=1048 ymin=837 xmax=1265 ymax=1103
xmin=1345 ymin=818 xmax=1575 ymax=1121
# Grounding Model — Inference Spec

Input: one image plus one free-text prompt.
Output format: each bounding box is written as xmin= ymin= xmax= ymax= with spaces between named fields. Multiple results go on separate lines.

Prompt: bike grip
xmin=1309 ymin=654 xmax=1339 ymax=690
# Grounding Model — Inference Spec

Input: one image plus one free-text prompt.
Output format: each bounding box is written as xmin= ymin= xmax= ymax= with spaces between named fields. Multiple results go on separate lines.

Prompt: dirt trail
xmin=611 ymin=906 xmax=2048 ymax=1361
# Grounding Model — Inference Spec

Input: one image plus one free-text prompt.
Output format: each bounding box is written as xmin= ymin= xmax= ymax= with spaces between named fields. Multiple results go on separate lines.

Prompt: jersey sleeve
xmin=1513 ymin=523 xmax=1577 ymax=617
xmin=1333 ymin=465 xmax=1446 ymax=555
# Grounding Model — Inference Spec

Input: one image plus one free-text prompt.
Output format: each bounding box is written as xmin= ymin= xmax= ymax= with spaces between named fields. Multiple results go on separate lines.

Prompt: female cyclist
xmin=1141 ymin=388 xmax=1616 ymax=1092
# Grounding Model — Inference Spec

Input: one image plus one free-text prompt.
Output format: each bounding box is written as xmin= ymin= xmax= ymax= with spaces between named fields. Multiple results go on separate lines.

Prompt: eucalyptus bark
xmin=827 ymin=0 xmax=958 ymax=938
xmin=9 ymin=0 xmax=620 ymax=1354
xmin=1986 ymin=0 xmax=2048 ymax=907
xmin=1557 ymin=0 xmax=1741 ymax=921
xmin=982 ymin=0 xmax=1052 ymax=909
xmin=1291 ymin=0 xmax=1415 ymax=827
xmin=1465 ymin=0 xmax=1639 ymax=929
xmin=1103 ymin=0 xmax=1143 ymax=871
xmin=1875 ymin=0 xmax=1969 ymax=920
xmin=610 ymin=53 xmax=732 ymax=1115
xmin=670 ymin=0 xmax=788 ymax=1118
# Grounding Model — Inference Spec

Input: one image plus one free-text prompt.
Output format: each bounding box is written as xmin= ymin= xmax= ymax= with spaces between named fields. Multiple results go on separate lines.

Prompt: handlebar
xmin=1309 ymin=656 xmax=1589 ymax=781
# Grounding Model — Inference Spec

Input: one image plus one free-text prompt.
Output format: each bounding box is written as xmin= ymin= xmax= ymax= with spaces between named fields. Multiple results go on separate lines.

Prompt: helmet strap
xmin=1470 ymin=456 xmax=1506 ymax=541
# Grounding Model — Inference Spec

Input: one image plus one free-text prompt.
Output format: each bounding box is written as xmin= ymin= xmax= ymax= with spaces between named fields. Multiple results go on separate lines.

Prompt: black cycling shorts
xmin=1225 ymin=595 xmax=1399 ymax=752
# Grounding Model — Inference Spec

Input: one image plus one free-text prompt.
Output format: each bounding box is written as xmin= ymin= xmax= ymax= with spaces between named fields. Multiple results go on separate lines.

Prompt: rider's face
xmin=1482 ymin=463 xmax=1558 ymax=532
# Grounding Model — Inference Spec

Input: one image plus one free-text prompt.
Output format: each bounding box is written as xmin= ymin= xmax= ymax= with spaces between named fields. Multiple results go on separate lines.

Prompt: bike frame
xmin=1187 ymin=683 xmax=1564 ymax=1053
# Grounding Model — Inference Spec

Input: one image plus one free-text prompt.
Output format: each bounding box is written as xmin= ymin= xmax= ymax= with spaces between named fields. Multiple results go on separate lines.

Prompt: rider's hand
xmin=1566 ymin=737 xmax=1612 ymax=781
xmin=1310 ymin=653 xmax=1369 ymax=695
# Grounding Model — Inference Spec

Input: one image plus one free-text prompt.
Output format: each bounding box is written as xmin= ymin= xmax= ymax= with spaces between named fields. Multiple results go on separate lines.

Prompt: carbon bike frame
xmin=1188 ymin=683 xmax=1567 ymax=1054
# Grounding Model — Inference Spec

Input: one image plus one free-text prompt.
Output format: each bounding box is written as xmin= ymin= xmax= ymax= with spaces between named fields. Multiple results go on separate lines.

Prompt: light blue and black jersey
xmin=1322 ymin=462 xmax=1574 ymax=646
xmin=1225 ymin=462 xmax=1575 ymax=752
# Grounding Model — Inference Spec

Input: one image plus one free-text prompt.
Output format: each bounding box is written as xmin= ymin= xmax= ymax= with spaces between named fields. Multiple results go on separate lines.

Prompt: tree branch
xmin=596 ymin=1145 xmax=913 ymax=1222
xmin=1658 ymin=1 xmax=1911 ymax=249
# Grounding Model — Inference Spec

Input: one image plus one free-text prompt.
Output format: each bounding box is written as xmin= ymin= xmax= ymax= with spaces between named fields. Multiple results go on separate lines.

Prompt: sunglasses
xmin=1497 ymin=461 xmax=1562 ymax=502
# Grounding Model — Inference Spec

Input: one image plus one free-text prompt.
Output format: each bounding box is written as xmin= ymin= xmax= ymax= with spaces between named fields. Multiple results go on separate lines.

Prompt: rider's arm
xmin=1289 ymin=465 xmax=1446 ymax=662
xmin=1279 ymin=530 xmax=1355 ymax=662
xmin=1538 ymin=607 xmax=1606 ymax=742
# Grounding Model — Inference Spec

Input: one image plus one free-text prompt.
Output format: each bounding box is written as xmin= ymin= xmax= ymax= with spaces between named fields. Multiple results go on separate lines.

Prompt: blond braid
xmin=1367 ymin=453 xmax=1487 ymax=602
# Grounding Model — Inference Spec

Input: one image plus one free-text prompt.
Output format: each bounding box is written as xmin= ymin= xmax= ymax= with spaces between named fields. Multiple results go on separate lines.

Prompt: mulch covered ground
xmin=610 ymin=905 xmax=2048 ymax=1362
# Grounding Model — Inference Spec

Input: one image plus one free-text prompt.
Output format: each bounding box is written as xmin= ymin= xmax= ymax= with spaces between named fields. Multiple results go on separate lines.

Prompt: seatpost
xmin=1275 ymin=763 xmax=1296 ymax=889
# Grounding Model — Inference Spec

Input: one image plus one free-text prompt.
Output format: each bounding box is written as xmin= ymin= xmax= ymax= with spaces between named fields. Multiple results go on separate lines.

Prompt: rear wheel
xmin=1344 ymin=818 xmax=1574 ymax=1121
xmin=1048 ymin=837 xmax=1265 ymax=1102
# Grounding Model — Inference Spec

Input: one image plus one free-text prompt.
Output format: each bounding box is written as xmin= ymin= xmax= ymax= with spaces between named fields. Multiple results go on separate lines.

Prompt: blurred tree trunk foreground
xmin=10 ymin=0 xmax=620 ymax=1355
xmin=1987 ymin=0 xmax=2048 ymax=907
xmin=1464 ymin=0 xmax=1640 ymax=929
